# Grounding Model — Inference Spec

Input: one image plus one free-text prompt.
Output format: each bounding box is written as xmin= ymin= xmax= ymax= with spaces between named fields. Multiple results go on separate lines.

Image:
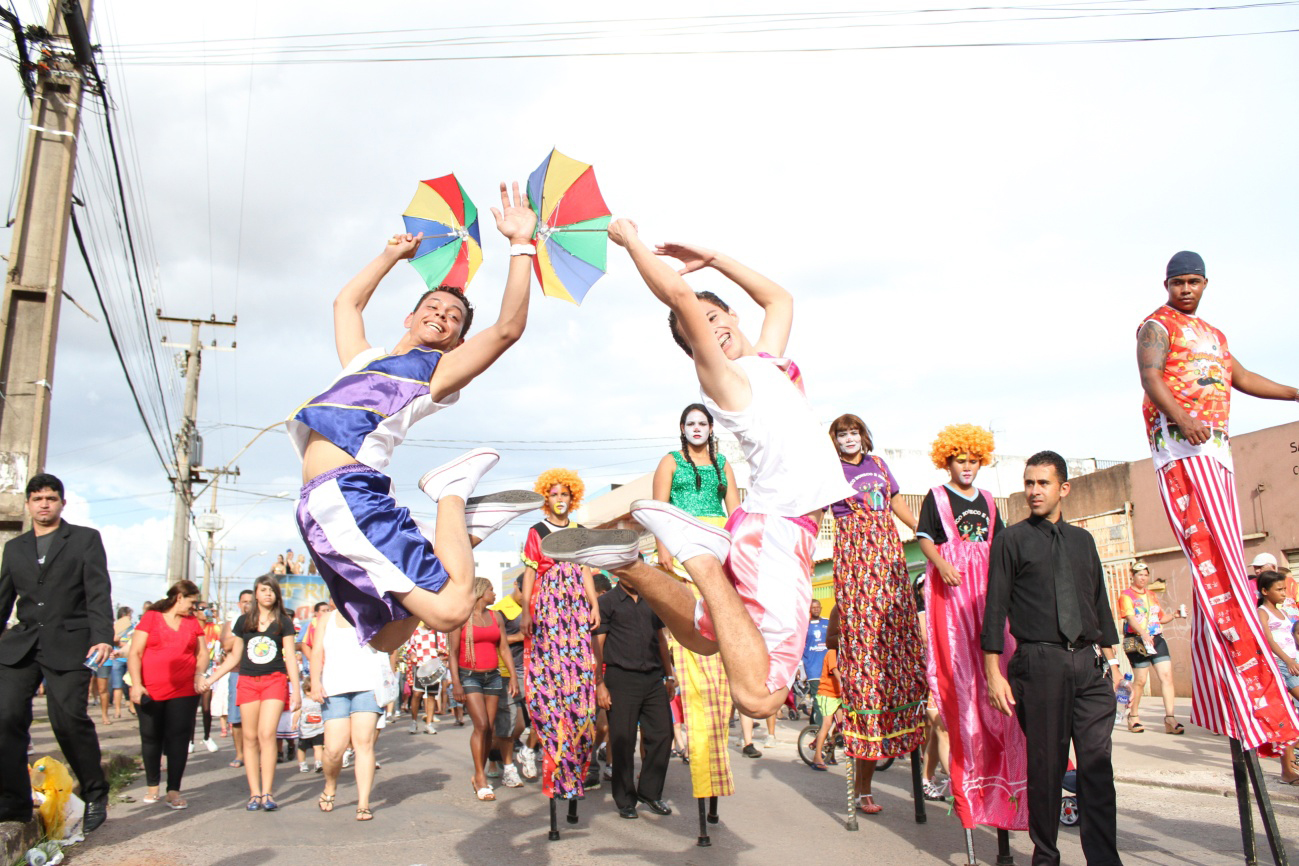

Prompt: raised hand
xmin=655 ymin=241 xmax=717 ymax=275
xmin=386 ymin=232 xmax=424 ymax=261
xmin=606 ymin=218 xmax=640 ymax=248
xmin=491 ymin=181 xmax=537 ymax=244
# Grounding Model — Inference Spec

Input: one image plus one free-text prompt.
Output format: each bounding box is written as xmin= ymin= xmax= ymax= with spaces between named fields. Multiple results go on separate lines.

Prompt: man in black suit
xmin=0 ymin=474 xmax=114 ymax=830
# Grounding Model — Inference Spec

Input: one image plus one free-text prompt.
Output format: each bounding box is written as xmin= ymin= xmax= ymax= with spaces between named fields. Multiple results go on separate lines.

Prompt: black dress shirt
xmin=595 ymin=587 xmax=666 ymax=673
xmin=982 ymin=514 xmax=1119 ymax=653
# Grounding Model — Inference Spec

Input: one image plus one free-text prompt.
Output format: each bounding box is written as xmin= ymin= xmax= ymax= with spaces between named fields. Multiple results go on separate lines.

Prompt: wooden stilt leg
xmin=910 ymin=747 xmax=927 ymax=824
xmin=708 ymin=795 xmax=719 ymax=824
xmin=1242 ymin=744 xmax=1290 ymax=866
xmin=996 ymin=828 xmax=1014 ymax=866
xmin=697 ymin=798 xmax=712 ymax=847
xmin=567 ymin=797 xmax=579 ymax=825
xmin=846 ymin=756 xmax=859 ymax=831
xmin=964 ymin=828 xmax=979 ymax=866
xmin=548 ymin=796 xmax=560 ymax=841
xmin=1230 ymin=738 xmax=1259 ymax=866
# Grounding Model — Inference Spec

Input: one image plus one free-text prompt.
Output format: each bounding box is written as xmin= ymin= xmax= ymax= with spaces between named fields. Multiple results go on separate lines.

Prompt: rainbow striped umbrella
xmin=527 ymin=149 xmax=611 ymax=305
xmin=402 ymin=174 xmax=482 ymax=290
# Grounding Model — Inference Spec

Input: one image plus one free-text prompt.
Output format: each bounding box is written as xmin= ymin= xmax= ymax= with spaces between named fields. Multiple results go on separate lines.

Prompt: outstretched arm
xmin=428 ymin=182 xmax=537 ymax=401
xmin=1232 ymin=356 xmax=1299 ymax=402
xmin=334 ymin=234 xmax=423 ymax=367
xmin=1137 ymin=320 xmax=1211 ymax=446
xmin=655 ymin=241 xmax=794 ymax=357
xmin=608 ymin=219 xmax=750 ymax=412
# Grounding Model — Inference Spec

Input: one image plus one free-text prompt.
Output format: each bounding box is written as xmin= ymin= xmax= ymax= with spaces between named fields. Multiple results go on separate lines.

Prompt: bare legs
xmin=464 ymin=691 xmax=499 ymax=793
xmin=239 ymin=699 xmax=284 ymax=801
xmin=614 ymin=558 xmax=785 ymax=718
xmin=1129 ymin=664 xmax=1149 ymax=723
xmin=372 ymin=496 xmax=476 ymax=651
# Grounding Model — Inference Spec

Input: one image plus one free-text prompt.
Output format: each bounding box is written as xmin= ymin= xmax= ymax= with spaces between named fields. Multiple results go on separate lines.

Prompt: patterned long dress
xmin=832 ymin=454 xmax=927 ymax=761
xmin=663 ymin=451 xmax=735 ymax=798
xmin=523 ymin=521 xmax=595 ymax=800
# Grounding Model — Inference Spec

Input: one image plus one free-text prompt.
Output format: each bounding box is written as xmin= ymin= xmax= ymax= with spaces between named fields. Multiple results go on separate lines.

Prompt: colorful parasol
xmin=402 ymin=174 xmax=482 ymax=290
xmin=526 ymin=149 xmax=611 ymax=305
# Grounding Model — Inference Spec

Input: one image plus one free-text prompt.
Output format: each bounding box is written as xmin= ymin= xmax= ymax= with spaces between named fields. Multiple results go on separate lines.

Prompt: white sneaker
xmin=187 ymin=742 xmax=194 ymax=754
xmin=424 ymin=721 xmax=437 ymax=735
xmin=631 ymin=500 xmax=731 ymax=565
xmin=502 ymin=764 xmax=523 ymax=788
xmin=342 ymin=747 xmax=354 ymax=769
xmin=409 ymin=720 xmax=419 ymax=734
xmin=517 ymin=745 xmax=537 ymax=781
xmin=763 ymin=735 xmax=777 ymax=749
xmin=540 ymin=527 xmax=641 ymax=570
xmin=465 ymin=491 xmax=545 ymax=543
xmin=418 ymin=447 xmax=500 ymax=503
xmin=203 ymin=738 xmax=218 ymax=753
xmin=298 ymin=761 xmax=310 ymax=774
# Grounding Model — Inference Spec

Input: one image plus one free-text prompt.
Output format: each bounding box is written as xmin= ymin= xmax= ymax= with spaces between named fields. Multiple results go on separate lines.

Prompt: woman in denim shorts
xmin=450 ymin=578 xmax=517 ymax=801
xmin=309 ymin=609 xmax=385 ymax=820
xmin=1258 ymin=571 xmax=1299 ymax=783
xmin=1117 ymin=562 xmax=1187 ymax=734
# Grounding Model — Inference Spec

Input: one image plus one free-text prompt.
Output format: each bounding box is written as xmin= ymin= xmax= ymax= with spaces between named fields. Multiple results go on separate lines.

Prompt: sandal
xmin=356 ymin=807 xmax=373 ymax=821
xmin=228 ymin=759 xmax=244 ymax=768
xmin=1127 ymin=715 xmax=1145 ymax=733
xmin=811 ymin=761 xmax=829 ymax=772
xmin=165 ymin=794 xmax=188 ymax=810
xmin=857 ymin=795 xmax=883 ymax=815
xmin=472 ymin=780 xmax=496 ymax=801
xmin=262 ymin=794 xmax=279 ymax=812
xmin=245 ymin=795 xmax=263 ymax=812
xmin=318 ymin=793 xmax=336 ymax=813
xmin=1164 ymin=715 xmax=1185 ymax=735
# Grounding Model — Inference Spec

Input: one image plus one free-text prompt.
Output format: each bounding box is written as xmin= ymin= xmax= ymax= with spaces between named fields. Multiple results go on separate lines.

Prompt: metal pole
xmin=697 ymin=798 xmax=711 ymax=847
xmin=845 ymin=756 xmax=858 ymax=831
xmin=996 ymin=828 xmax=1014 ymax=866
xmin=911 ymin=746 xmax=928 ymax=824
xmin=964 ymin=828 xmax=979 ymax=866
xmin=1243 ymin=745 xmax=1289 ymax=866
xmin=1229 ymin=738 xmax=1258 ymax=866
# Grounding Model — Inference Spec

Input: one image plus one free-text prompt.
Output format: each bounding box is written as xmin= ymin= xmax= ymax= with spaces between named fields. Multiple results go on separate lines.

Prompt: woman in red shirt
xmin=126 ymin=579 xmax=209 ymax=810
xmin=448 ymin=578 xmax=517 ymax=801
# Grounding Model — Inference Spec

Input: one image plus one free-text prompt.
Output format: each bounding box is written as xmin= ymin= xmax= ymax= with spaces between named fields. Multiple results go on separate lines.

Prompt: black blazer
xmin=0 ymin=521 xmax=114 ymax=670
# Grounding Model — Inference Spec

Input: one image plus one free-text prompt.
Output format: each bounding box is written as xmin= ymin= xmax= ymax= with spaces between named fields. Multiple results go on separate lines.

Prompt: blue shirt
xmin=803 ymin=618 xmax=828 ymax=679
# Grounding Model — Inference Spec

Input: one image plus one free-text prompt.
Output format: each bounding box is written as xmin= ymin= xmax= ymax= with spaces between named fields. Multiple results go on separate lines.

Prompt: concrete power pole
xmin=160 ymin=314 xmax=235 ymax=584
xmin=0 ymin=0 xmax=94 ymax=544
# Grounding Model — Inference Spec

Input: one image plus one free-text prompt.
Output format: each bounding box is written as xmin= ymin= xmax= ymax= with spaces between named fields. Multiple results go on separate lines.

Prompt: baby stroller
xmin=1060 ymin=768 xmax=1080 ymax=826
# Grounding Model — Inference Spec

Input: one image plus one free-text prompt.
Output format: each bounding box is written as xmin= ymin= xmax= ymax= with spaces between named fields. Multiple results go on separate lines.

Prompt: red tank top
xmin=458 ymin=613 xmax=501 ymax=671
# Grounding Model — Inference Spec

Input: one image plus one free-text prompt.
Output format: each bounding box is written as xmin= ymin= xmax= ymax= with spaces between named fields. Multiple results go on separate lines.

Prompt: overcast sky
xmin=2 ymin=1 xmax=1296 ymax=611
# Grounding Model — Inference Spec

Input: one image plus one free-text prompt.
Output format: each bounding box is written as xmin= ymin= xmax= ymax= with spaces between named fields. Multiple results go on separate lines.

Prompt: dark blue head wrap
xmin=1166 ymin=251 xmax=1206 ymax=279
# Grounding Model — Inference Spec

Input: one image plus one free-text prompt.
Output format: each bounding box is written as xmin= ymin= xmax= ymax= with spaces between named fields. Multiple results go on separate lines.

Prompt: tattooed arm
xmin=1137 ymin=320 xmax=1210 ymax=445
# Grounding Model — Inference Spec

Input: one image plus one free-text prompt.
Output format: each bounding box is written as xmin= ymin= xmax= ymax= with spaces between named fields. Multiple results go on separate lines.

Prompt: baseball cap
xmin=1251 ymin=553 xmax=1278 ymax=568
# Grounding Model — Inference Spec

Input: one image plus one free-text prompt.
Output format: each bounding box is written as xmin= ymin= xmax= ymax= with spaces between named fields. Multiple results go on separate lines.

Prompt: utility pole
xmin=159 ymin=313 xmax=235 ymax=584
xmin=0 ymin=0 xmax=94 ymax=544
xmin=196 ymin=468 xmax=240 ymax=602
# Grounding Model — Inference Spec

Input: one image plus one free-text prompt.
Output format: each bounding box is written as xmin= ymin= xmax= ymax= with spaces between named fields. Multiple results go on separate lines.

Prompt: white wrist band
xmin=510 ymin=243 xmax=537 ymax=257
xmin=1107 ymin=659 xmax=1120 ymax=666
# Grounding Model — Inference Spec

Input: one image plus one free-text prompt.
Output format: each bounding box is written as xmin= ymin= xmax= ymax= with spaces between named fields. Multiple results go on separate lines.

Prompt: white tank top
xmin=1264 ymin=606 xmax=1298 ymax=661
xmin=321 ymin=613 xmax=385 ymax=695
xmin=702 ymin=355 xmax=854 ymax=517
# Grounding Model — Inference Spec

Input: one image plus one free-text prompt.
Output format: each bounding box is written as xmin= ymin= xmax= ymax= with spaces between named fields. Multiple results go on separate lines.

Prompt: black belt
xmin=1021 ymin=639 xmax=1095 ymax=652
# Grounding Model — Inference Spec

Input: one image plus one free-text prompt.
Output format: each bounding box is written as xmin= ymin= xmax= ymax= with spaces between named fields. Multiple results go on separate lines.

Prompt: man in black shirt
xmin=595 ymin=580 xmax=677 ymax=819
xmin=983 ymin=452 xmax=1122 ymax=866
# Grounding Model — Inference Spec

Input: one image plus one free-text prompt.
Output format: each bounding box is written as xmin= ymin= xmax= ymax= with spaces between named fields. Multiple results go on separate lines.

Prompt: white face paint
xmin=836 ymin=428 xmax=863 ymax=457
xmin=682 ymin=410 xmax=711 ymax=446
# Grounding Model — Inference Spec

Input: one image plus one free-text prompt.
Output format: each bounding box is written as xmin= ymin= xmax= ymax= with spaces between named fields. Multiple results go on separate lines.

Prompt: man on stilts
xmin=1136 ymin=251 xmax=1299 ymax=752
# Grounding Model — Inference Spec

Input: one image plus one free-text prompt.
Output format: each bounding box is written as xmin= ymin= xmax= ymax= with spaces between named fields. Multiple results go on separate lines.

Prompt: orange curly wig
xmin=534 ymin=468 xmax=585 ymax=509
xmin=929 ymin=424 xmax=995 ymax=470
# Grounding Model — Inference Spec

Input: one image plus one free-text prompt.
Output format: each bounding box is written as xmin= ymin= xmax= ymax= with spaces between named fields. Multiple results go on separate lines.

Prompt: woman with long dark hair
xmin=204 ymin=575 xmax=300 ymax=811
xmin=650 ymin=403 xmax=739 ymax=813
xmin=827 ymin=413 xmax=925 ymax=814
xmin=448 ymin=577 xmax=517 ymax=801
xmin=126 ymin=580 xmax=208 ymax=809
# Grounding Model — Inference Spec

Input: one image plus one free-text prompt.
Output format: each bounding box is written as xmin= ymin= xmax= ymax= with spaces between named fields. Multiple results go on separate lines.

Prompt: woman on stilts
xmin=827 ymin=414 xmax=927 ymax=815
xmin=651 ymin=404 xmax=740 ymax=840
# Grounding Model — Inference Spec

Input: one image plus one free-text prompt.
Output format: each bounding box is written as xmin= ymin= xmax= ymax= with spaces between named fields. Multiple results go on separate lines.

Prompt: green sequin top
xmin=668 ymin=450 xmax=729 ymax=518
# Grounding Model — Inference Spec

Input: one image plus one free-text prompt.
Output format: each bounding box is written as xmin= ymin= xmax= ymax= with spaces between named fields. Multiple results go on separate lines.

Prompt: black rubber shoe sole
xmin=540 ymin=528 xmax=640 ymax=565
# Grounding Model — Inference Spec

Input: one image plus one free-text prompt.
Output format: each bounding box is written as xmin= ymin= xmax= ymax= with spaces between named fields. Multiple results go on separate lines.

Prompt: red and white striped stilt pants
xmin=1155 ymin=454 xmax=1299 ymax=749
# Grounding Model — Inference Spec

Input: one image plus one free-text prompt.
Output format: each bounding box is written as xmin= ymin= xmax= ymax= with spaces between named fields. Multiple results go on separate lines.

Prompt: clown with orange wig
xmin=916 ymin=425 xmax=1028 ymax=835
xmin=519 ymin=468 xmax=600 ymax=807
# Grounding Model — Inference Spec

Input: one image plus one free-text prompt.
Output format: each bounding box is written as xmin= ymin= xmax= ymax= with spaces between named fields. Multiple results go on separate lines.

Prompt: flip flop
xmin=356 ymin=807 xmax=373 ymax=821
xmin=1282 ymin=777 xmax=1299 ymax=786
xmin=811 ymin=762 xmax=829 ymax=771
xmin=228 ymin=759 xmax=244 ymax=768
xmin=318 ymin=793 xmax=336 ymax=812
xmin=472 ymin=780 xmax=496 ymax=801
xmin=165 ymin=795 xmax=188 ymax=810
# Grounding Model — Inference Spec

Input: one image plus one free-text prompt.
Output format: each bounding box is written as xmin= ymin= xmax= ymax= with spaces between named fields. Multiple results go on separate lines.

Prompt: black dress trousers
xmin=1009 ymin=642 xmax=1122 ymax=866
xmin=605 ymin=665 xmax=673 ymax=809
